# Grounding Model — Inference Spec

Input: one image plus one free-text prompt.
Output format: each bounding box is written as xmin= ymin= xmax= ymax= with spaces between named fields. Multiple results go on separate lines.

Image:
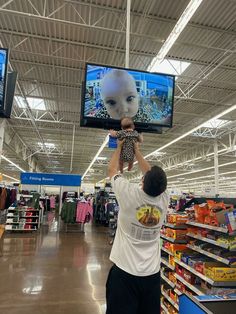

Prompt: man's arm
xmin=108 ymin=140 xmax=123 ymax=178
xmin=134 ymin=143 xmax=151 ymax=175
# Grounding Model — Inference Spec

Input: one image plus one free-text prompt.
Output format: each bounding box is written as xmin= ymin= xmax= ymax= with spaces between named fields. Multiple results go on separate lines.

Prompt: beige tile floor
xmin=0 ymin=215 xmax=112 ymax=314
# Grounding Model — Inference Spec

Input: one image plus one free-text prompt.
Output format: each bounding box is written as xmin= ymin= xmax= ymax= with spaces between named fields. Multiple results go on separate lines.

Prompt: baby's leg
xmin=119 ymin=160 xmax=124 ymax=173
xmin=128 ymin=161 xmax=134 ymax=171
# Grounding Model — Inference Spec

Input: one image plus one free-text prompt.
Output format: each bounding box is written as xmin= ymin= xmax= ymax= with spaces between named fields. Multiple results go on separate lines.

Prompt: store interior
xmin=0 ymin=0 xmax=236 ymax=313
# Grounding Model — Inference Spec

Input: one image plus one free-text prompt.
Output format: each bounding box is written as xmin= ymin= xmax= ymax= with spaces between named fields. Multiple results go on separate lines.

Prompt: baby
xmin=110 ymin=117 xmax=143 ymax=173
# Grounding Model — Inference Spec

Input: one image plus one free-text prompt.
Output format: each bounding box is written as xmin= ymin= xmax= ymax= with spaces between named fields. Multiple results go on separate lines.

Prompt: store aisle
xmin=0 ymin=217 xmax=112 ymax=314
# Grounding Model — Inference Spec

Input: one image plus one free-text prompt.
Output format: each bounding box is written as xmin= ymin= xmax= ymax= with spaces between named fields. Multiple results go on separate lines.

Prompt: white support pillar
xmin=70 ymin=124 xmax=76 ymax=173
xmin=0 ymin=119 xmax=6 ymax=164
xmin=125 ymin=0 xmax=131 ymax=68
xmin=214 ymin=140 xmax=219 ymax=197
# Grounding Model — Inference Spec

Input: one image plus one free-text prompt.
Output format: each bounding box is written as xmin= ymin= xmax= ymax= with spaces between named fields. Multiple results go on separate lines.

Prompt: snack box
xmin=176 ymin=264 xmax=183 ymax=277
xmin=194 ymin=203 xmax=210 ymax=223
xmin=204 ymin=262 xmax=236 ymax=281
xmin=167 ymin=214 xmax=188 ymax=225
xmin=182 ymin=269 xmax=196 ymax=284
xmin=176 ymin=280 xmax=186 ymax=293
xmin=169 ymin=255 xmax=175 ymax=267
xmin=170 ymin=289 xmax=178 ymax=303
xmin=168 ymin=244 xmax=187 ymax=253
xmin=225 ymin=210 xmax=236 ymax=233
xmin=168 ymin=272 xmax=177 ymax=284
xmin=166 ymin=228 xmax=188 ymax=240
xmin=181 ymin=251 xmax=199 ymax=264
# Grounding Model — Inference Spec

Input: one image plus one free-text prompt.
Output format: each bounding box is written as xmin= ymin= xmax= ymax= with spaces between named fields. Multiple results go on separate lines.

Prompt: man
xmin=106 ymin=141 xmax=168 ymax=314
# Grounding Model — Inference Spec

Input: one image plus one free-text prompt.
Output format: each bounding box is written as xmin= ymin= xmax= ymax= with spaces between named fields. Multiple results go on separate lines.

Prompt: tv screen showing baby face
xmin=83 ymin=64 xmax=175 ymax=127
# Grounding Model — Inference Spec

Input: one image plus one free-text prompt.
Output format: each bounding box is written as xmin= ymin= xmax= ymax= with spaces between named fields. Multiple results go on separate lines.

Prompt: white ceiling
xmin=0 ymin=0 xmax=236 ymax=194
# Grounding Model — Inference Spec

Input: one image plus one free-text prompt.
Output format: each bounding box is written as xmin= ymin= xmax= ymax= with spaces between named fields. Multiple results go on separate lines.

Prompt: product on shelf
xmin=167 ymin=214 xmax=188 ymax=225
xmin=165 ymin=228 xmax=188 ymax=240
xmin=204 ymin=262 xmax=236 ymax=281
xmin=225 ymin=210 xmax=236 ymax=233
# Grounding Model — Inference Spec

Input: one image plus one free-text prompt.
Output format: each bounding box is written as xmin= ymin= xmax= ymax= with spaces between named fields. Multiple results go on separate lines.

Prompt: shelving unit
xmin=161 ymin=289 xmax=179 ymax=311
xmin=161 ymin=257 xmax=175 ymax=270
xmin=187 ymin=221 xmax=228 ymax=233
xmin=161 ymin=246 xmax=174 ymax=256
xmin=187 ymin=244 xmax=230 ymax=265
xmin=174 ymin=258 xmax=236 ymax=287
xmin=161 ymin=272 xmax=175 ymax=288
xmin=175 ymin=274 xmax=204 ymax=296
xmin=5 ymin=194 xmax=42 ymax=232
xmin=161 ymin=234 xmax=187 ymax=244
xmin=160 ymin=302 xmax=169 ymax=314
xmin=164 ymin=223 xmax=187 ymax=230
xmin=187 ymin=232 xmax=229 ymax=249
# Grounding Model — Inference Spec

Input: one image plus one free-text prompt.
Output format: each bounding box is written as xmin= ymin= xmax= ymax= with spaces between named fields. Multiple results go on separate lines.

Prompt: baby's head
xmin=121 ymin=117 xmax=135 ymax=130
xmin=100 ymin=69 xmax=139 ymax=120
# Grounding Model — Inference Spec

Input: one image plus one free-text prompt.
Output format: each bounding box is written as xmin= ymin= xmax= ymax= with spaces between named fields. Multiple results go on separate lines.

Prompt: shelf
xmin=7 ymin=215 xmax=39 ymax=218
xmin=174 ymin=258 xmax=236 ymax=287
xmin=161 ymin=234 xmax=187 ymax=244
xmin=187 ymin=244 xmax=230 ymax=265
xmin=187 ymin=233 xmax=229 ymax=249
xmin=5 ymin=228 xmax=38 ymax=231
xmin=161 ymin=258 xmax=175 ymax=270
xmin=175 ymin=274 xmax=204 ymax=296
xmin=174 ymin=288 xmax=182 ymax=296
xmin=7 ymin=209 xmax=40 ymax=212
xmin=161 ymin=272 xmax=175 ymax=288
xmin=187 ymin=221 xmax=228 ymax=234
xmin=164 ymin=223 xmax=187 ymax=230
xmin=6 ymin=222 xmax=39 ymax=224
xmin=161 ymin=246 xmax=174 ymax=256
xmin=161 ymin=290 xmax=179 ymax=311
xmin=160 ymin=302 xmax=169 ymax=314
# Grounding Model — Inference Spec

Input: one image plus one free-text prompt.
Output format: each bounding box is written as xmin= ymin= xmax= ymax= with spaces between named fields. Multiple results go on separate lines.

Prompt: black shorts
xmin=106 ymin=265 xmax=160 ymax=314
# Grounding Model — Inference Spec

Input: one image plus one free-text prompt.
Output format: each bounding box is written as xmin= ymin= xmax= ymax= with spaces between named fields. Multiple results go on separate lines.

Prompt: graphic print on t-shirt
xmin=136 ymin=204 xmax=161 ymax=227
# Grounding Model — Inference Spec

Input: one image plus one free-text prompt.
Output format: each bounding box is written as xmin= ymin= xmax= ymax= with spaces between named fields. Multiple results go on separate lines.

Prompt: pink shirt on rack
xmin=76 ymin=202 xmax=93 ymax=223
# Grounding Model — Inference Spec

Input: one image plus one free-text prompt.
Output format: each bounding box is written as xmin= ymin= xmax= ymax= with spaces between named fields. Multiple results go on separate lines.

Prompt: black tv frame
xmin=80 ymin=62 xmax=175 ymax=134
xmin=0 ymin=48 xmax=9 ymax=113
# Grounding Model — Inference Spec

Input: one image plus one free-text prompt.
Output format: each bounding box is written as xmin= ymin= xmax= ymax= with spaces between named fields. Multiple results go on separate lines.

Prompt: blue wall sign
xmin=20 ymin=172 xmax=81 ymax=186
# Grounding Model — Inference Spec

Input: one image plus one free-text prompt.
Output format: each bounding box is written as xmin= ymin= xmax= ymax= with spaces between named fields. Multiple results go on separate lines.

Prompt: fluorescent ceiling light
xmin=16 ymin=96 xmax=46 ymax=110
xmin=1 ymin=155 xmax=26 ymax=172
xmin=149 ymin=59 xmax=191 ymax=76
xmin=82 ymin=135 xmax=109 ymax=180
xmin=145 ymin=104 xmax=236 ymax=159
xmin=2 ymin=173 xmax=19 ymax=182
xmin=97 ymin=157 xmax=107 ymax=160
xmin=148 ymin=0 xmax=203 ymax=70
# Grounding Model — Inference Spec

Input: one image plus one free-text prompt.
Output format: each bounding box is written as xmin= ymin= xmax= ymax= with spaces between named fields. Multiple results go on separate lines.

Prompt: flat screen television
xmin=80 ymin=63 xmax=175 ymax=133
xmin=0 ymin=48 xmax=8 ymax=112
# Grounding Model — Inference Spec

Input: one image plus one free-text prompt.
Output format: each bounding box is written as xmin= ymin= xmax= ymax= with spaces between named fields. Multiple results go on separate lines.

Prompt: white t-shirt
xmin=110 ymin=174 xmax=169 ymax=276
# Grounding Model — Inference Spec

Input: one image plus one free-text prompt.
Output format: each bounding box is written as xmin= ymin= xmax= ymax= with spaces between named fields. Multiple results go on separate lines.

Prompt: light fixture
xmin=1 ymin=155 xmax=26 ymax=172
xmin=148 ymin=0 xmax=203 ymax=70
xmin=82 ymin=134 xmax=109 ymax=180
xmin=1 ymin=173 xmax=19 ymax=182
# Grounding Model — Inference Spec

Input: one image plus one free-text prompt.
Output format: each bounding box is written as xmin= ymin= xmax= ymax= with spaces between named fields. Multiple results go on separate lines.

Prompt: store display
xmin=161 ymin=200 xmax=236 ymax=313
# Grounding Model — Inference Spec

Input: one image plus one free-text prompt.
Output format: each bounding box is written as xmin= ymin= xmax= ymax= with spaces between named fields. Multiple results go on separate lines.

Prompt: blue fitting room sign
xmin=20 ymin=172 xmax=81 ymax=186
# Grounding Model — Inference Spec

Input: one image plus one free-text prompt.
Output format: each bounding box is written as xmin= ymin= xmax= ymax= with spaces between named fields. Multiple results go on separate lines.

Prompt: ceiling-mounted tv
xmin=80 ymin=63 xmax=175 ymax=133
xmin=0 ymin=48 xmax=8 ymax=112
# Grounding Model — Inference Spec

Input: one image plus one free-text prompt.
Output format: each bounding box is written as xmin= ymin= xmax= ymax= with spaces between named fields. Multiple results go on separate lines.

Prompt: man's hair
xmin=143 ymin=165 xmax=167 ymax=197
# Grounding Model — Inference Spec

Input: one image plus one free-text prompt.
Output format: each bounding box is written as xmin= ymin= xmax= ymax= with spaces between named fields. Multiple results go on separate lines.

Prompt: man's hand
xmin=117 ymin=139 xmax=125 ymax=148
xmin=109 ymin=129 xmax=117 ymax=138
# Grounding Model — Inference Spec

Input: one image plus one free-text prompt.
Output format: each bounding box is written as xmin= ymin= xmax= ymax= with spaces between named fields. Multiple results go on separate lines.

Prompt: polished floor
xmin=0 ymin=214 xmax=112 ymax=314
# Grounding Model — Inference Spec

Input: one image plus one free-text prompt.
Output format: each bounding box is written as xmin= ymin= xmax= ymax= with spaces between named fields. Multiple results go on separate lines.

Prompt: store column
xmin=0 ymin=119 xmax=6 ymax=165
xmin=214 ymin=140 xmax=219 ymax=197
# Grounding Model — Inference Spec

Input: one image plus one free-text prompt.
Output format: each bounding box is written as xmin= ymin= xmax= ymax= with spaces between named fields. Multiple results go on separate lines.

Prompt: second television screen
xmin=84 ymin=63 xmax=175 ymax=127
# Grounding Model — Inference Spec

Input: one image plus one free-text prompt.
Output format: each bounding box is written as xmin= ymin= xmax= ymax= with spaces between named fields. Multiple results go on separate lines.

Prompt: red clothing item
xmin=76 ymin=202 xmax=93 ymax=223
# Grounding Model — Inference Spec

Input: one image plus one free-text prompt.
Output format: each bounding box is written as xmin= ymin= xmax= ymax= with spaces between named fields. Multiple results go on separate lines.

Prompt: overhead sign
xmin=20 ymin=172 xmax=81 ymax=186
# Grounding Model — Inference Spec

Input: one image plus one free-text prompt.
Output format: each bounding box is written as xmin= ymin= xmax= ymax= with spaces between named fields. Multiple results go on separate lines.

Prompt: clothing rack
xmin=60 ymin=198 xmax=93 ymax=233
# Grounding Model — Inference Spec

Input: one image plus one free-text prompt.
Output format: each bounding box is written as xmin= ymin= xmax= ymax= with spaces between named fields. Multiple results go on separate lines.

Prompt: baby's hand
xmin=109 ymin=129 xmax=117 ymax=137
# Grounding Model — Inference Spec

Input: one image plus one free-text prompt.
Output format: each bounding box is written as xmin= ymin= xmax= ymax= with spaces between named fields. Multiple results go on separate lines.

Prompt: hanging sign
xmin=20 ymin=172 xmax=81 ymax=186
